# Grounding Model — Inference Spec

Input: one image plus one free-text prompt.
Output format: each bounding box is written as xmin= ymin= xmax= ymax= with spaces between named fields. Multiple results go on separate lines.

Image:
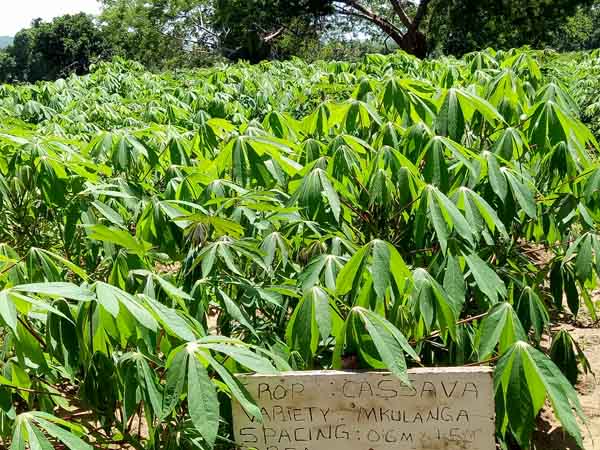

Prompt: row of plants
xmin=0 ymin=48 xmax=597 ymax=449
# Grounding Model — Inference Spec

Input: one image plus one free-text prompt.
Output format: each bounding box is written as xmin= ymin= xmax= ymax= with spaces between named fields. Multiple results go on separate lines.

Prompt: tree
xmin=212 ymin=0 xmax=333 ymax=62
xmin=427 ymin=0 xmax=593 ymax=55
xmin=551 ymin=0 xmax=600 ymax=51
xmin=329 ymin=0 xmax=431 ymax=57
xmin=1 ymin=14 xmax=109 ymax=82
xmin=221 ymin=0 xmax=595 ymax=60
xmin=0 ymin=51 xmax=16 ymax=82
xmin=99 ymin=0 xmax=221 ymax=69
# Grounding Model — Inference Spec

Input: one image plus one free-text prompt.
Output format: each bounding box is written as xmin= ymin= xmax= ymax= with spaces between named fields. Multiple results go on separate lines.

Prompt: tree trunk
xmin=400 ymin=28 xmax=427 ymax=58
xmin=336 ymin=0 xmax=430 ymax=58
xmin=376 ymin=24 xmax=427 ymax=58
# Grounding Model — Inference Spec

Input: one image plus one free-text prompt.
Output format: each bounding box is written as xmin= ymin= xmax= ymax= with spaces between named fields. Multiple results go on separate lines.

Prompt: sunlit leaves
xmin=336 ymin=240 xmax=411 ymax=299
xmin=464 ymin=253 xmax=507 ymax=304
xmin=335 ymin=307 xmax=419 ymax=385
xmin=411 ymin=268 xmax=460 ymax=339
xmin=476 ymin=302 xmax=527 ymax=359
xmin=0 ymin=49 xmax=598 ymax=450
xmin=11 ymin=412 xmax=92 ymax=450
xmin=286 ymin=287 xmax=333 ymax=362
xmin=290 ymin=167 xmax=341 ymax=222
xmin=495 ymin=342 xmax=585 ymax=448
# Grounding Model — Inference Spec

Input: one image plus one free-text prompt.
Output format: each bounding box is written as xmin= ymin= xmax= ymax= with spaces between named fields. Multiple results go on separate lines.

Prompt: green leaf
xmin=199 ymin=341 xmax=277 ymax=374
xmin=444 ymin=254 xmax=465 ymax=308
xmin=218 ymin=289 xmax=258 ymax=338
xmin=13 ymin=283 xmax=94 ymax=302
xmin=504 ymin=170 xmax=536 ymax=219
xmin=486 ymin=152 xmax=508 ymax=201
xmin=436 ymin=88 xmax=465 ymax=141
xmin=549 ymin=330 xmax=579 ymax=386
xmin=336 ymin=245 xmax=369 ymax=296
xmin=31 ymin=413 xmax=92 ymax=450
xmin=477 ymin=302 xmax=527 ymax=359
xmin=0 ymin=291 xmax=18 ymax=336
xmin=286 ymin=289 xmax=320 ymax=362
xmin=575 ymin=235 xmax=593 ymax=282
xmin=91 ymin=200 xmax=125 ymax=226
xmin=352 ymin=306 xmax=419 ymax=384
xmin=86 ymin=224 xmax=152 ymax=256
xmin=187 ymin=352 xmax=219 ymax=447
xmin=202 ymin=351 xmax=262 ymax=422
xmin=318 ymin=169 xmax=341 ymax=221
xmin=371 ymin=240 xmax=391 ymax=298
xmin=464 ymin=253 xmax=507 ymax=304
xmin=162 ymin=347 xmax=188 ymax=419
xmin=495 ymin=342 xmax=585 ymax=448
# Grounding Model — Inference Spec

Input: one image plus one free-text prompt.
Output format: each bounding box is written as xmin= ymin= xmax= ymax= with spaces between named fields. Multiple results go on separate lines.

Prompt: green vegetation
xmin=0 ymin=14 xmax=108 ymax=83
xmin=0 ymin=47 xmax=597 ymax=449
xmin=2 ymin=0 xmax=600 ymax=81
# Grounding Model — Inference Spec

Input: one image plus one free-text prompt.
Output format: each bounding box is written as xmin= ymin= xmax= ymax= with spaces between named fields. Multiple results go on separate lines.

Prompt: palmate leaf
xmin=336 ymin=240 xmax=411 ymax=299
xmin=188 ymin=351 xmax=219 ymax=447
xmin=285 ymin=287 xmax=331 ymax=363
xmin=550 ymin=330 xmax=579 ymax=386
xmin=290 ymin=167 xmax=341 ymax=222
xmin=85 ymin=224 xmax=152 ymax=257
xmin=348 ymin=307 xmax=419 ymax=385
xmin=436 ymin=88 xmax=504 ymax=142
xmin=12 ymin=412 xmax=92 ymax=450
xmin=476 ymin=302 xmax=527 ymax=359
xmin=464 ymin=252 xmax=507 ymax=305
xmin=426 ymin=185 xmax=475 ymax=252
xmin=343 ymin=100 xmax=383 ymax=132
xmin=298 ymin=254 xmax=343 ymax=291
xmin=454 ymin=187 xmax=509 ymax=240
xmin=516 ymin=287 xmax=549 ymax=343
xmin=529 ymin=99 xmax=598 ymax=155
xmin=411 ymin=268 xmax=460 ymax=340
xmin=495 ymin=341 xmax=585 ymax=448
xmin=492 ymin=127 xmax=527 ymax=160
xmin=435 ymin=88 xmax=465 ymax=141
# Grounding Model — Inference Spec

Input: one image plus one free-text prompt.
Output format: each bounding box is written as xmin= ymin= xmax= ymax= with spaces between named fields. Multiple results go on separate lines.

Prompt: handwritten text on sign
xmin=233 ymin=368 xmax=495 ymax=450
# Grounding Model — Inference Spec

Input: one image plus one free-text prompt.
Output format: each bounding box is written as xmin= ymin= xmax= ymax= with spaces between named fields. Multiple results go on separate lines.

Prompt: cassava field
xmin=0 ymin=48 xmax=599 ymax=449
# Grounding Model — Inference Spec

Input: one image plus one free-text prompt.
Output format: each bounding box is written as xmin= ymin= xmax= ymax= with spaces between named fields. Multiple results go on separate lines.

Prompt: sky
xmin=0 ymin=0 xmax=102 ymax=36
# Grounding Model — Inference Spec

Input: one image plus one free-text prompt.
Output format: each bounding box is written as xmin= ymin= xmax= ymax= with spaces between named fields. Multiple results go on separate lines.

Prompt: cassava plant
xmin=0 ymin=49 xmax=597 ymax=449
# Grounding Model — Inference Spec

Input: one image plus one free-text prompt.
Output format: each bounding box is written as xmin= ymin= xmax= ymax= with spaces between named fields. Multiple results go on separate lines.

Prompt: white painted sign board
xmin=233 ymin=367 xmax=495 ymax=450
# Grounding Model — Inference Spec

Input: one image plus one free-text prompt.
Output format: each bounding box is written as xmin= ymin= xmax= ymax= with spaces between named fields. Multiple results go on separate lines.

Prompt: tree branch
xmin=263 ymin=27 xmax=285 ymax=42
xmin=413 ymin=0 xmax=432 ymax=29
xmin=388 ymin=0 xmax=413 ymax=29
xmin=334 ymin=1 xmax=404 ymax=39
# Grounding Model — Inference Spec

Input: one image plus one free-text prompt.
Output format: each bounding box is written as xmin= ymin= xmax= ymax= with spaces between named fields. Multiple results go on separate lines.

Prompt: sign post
xmin=233 ymin=367 xmax=495 ymax=450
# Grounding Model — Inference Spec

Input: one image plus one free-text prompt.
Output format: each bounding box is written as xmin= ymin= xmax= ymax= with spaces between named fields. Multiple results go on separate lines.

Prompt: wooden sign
xmin=233 ymin=367 xmax=495 ymax=450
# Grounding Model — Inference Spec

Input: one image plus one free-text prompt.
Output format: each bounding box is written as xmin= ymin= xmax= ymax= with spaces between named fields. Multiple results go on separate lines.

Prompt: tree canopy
xmin=0 ymin=14 xmax=108 ymax=82
xmin=0 ymin=1 xmax=599 ymax=82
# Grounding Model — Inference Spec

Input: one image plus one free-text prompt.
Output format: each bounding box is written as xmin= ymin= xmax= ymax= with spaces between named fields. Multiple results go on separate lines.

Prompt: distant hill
xmin=0 ymin=36 xmax=13 ymax=49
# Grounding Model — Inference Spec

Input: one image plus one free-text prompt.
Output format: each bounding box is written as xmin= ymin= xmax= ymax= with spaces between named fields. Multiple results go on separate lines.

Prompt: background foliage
xmin=2 ymin=0 xmax=600 ymax=80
